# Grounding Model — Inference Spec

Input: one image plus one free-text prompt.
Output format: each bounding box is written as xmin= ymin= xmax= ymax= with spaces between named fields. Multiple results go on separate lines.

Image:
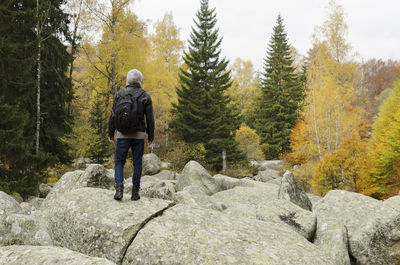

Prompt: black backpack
xmin=114 ymin=88 xmax=144 ymax=133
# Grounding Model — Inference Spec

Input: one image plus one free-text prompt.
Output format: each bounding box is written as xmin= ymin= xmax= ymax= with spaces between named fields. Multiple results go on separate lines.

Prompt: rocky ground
xmin=1 ymin=155 xmax=399 ymax=265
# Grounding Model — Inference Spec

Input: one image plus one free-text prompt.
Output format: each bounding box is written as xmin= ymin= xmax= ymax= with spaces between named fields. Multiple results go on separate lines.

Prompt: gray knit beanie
xmin=126 ymin=69 xmax=143 ymax=86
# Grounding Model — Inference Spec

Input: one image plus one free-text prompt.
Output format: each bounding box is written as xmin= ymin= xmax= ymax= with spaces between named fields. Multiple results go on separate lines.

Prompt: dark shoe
xmin=131 ymin=187 xmax=140 ymax=201
xmin=114 ymin=185 xmax=124 ymax=200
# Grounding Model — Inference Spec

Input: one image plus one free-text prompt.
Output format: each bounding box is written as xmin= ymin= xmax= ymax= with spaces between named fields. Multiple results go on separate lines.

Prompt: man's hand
xmin=108 ymin=137 xmax=115 ymax=144
xmin=148 ymin=141 xmax=153 ymax=146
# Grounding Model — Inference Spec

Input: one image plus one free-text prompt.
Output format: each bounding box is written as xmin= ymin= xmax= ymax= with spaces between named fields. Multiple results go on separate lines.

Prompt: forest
xmin=1 ymin=0 xmax=400 ymax=199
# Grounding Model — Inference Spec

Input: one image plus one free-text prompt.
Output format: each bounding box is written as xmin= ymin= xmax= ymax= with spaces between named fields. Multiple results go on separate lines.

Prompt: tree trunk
xmin=222 ymin=150 xmax=227 ymax=173
xmin=312 ymin=84 xmax=322 ymax=160
xmin=35 ymin=0 xmax=41 ymax=155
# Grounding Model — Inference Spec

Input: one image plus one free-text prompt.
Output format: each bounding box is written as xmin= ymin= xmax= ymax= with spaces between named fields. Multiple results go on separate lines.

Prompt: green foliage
xmin=172 ymin=0 xmax=246 ymax=170
xmin=87 ymin=94 xmax=111 ymax=163
xmin=165 ymin=141 xmax=207 ymax=171
xmin=0 ymin=0 xmax=72 ymax=198
xmin=255 ymin=15 xmax=305 ymax=159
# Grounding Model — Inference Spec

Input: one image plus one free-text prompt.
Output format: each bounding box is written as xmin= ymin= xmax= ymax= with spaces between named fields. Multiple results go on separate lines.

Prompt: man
xmin=108 ymin=69 xmax=154 ymax=201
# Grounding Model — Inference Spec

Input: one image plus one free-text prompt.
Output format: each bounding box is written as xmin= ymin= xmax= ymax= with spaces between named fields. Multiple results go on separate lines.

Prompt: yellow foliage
xmin=235 ymin=124 xmax=264 ymax=161
xmin=228 ymin=58 xmax=261 ymax=123
xmin=312 ymin=129 xmax=378 ymax=197
xmin=368 ymin=81 xmax=400 ymax=197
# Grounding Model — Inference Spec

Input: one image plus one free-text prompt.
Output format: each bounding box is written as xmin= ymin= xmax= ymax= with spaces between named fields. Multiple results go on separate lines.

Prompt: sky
xmin=133 ymin=0 xmax=400 ymax=72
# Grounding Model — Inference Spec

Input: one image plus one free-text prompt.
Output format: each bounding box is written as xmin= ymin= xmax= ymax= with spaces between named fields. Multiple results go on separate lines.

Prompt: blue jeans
xmin=114 ymin=138 xmax=144 ymax=189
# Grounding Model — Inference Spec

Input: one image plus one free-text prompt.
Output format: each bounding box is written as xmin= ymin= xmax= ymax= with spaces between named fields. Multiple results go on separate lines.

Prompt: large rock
xmin=140 ymin=179 xmax=176 ymax=200
xmin=258 ymin=160 xmax=283 ymax=171
xmin=39 ymin=187 xmax=174 ymax=264
xmin=224 ymin=199 xmax=316 ymax=240
xmin=313 ymin=218 xmax=350 ymax=265
xmin=268 ymin=177 xmax=283 ymax=185
xmin=313 ymin=190 xmax=400 ymax=265
xmin=257 ymin=199 xmax=316 ymax=240
xmin=124 ymin=176 xmax=176 ymax=200
xmin=210 ymin=182 xmax=279 ymax=208
xmin=278 ymin=170 xmax=312 ymax=211
xmin=383 ymin=195 xmax=400 ymax=210
xmin=307 ymin=193 xmax=322 ymax=206
xmin=0 ymin=213 xmax=52 ymax=246
xmin=123 ymin=203 xmax=333 ymax=265
xmin=151 ymin=170 xmax=178 ymax=180
xmin=38 ymin=183 xmax=53 ymax=198
xmin=142 ymin=153 xmax=162 ymax=175
xmin=0 ymin=245 xmax=116 ymax=265
xmin=0 ymin=191 xmax=21 ymax=217
xmin=175 ymin=161 xmax=219 ymax=195
xmin=213 ymin=174 xmax=240 ymax=191
xmin=46 ymin=164 xmax=114 ymax=199
xmin=172 ymin=185 xmax=226 ymax=211
xmin=251 ymin=168 xmax=281 ymax=182
xmin=19 ymin=197 xmax=44 ymax=215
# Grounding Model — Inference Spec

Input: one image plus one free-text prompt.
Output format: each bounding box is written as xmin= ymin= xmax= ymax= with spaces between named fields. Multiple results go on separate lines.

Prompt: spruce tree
xmin=172 ymin=0 xmax=245 ymax=170
xmin=255 ymin=15 xmax=305 ymax=159
xmin=87 ymin=94 xmax=110 ymax=163
xmin=0 ymin=0 xmax=73 ymax=197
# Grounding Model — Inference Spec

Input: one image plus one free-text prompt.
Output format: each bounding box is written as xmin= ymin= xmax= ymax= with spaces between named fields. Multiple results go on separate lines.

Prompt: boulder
xmin=258 ymin=160 xmax=283 ymax=171
xmin=251 ymin=168 xmax=281 ymax=182
xmin=278 ymin=170 xmax=312 ymax=211
xmin=28 ymin=197 xmax=44 ymax=210
xmin=151 ymin=170 xmax=178 ymax=180
xmin=313 ymin=217 xmax=351 ymax=265
xmin=38 ymin=183 xmax=53 ymax=198
xmin=175 ymin=161 xmax=219 ymax=195
xmin=19 ymin=197 xmax=44 ymax=215
xmin=82 ymin=164 xmax=114 ymax=189
xmin=45 ymin=170 xmax=84 ymax=198
xmin=123 ymin=203 xmax=333 ymax=265
xmin=0 ymin=245 xmax=116 ymax=265
xmin=383 ymin=195 xmax=400 ymax=210
xmin=256 ymin=199 xmax=316 ymax=240
xmin=307 ymin=193 xmax=322 ymax=206
xmin=210 ymin=183 xmax=279 ymax=208
xmin=19 ymin=202 xmax=33 ymax=215
xmin=268 ymin=177 xmax=283 ymax=185
xmin=213 ymin=174 xmax=240 ymax=191
xmin=39 ymin=187 xmax=174 ymax=264
xmin=124 ymin=176 xmax=176 ymax=200
xmin=142 ymin=153 xmax=162 ymax=175
xmin=139 ymin=179 xmax=176 ymax=200
xmin=0 ymin=191 xmax=21 ymax=217
xmin=0 ymin=213 xmax=52 ymax=246
xmin=313 ymin=190 xmax=400 ymax=265
xmin=235 ymin=177 xmax=275 ymax=188
xmin=224 ymin=199 xmax=316 ymax=240
xmin=46 ymin=164 xmax=114 ymax=199
xmin=172 ymin=185 xmax=226 ymax=211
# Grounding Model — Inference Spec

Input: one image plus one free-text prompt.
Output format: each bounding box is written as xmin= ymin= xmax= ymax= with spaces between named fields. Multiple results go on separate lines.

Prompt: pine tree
xmin=87 ymin=93 xmax=110 ymax=164
xmin=172 ymin=0 xmax=245 ymax=170
xmin=255 ymin=15 xmax=305 ymax=159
